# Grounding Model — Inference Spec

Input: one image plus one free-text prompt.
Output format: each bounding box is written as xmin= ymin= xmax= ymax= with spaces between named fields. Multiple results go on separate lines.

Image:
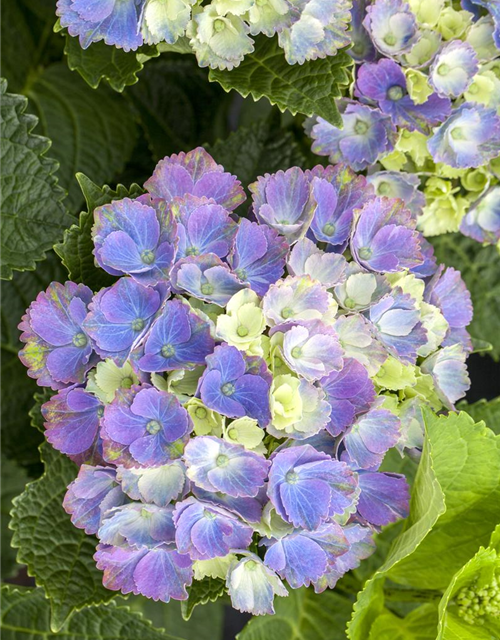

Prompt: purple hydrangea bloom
xmin=351 ymin=197 xmax=423 ymax=273
xmin=349 ymin=0 xmax=377 ymax=62
xmin=83 ymin=278 xmax=162 ymax=366
xmin=307 ymin=164 xmax=375 ymax=249
xmin=56 ymin=0 xmax=144 ymax=51
xmin=198 ymin=345 xmax=271 ymax=427
xmin=41 ymin=388 xmax=103 ymax=457
xmin=192 ymin=486 xmax=264 ymax=523
xmin=184 ymin=436 xmax=269 ymax=498
xmin=356 ymin=59 xmax=452 ymax=133
xmin=92 ymin=197 xmax=177 ymax=285
xmin=171 ymin=254 xmax=247 ymax=307
xmin=173 ymin=497 xmax=253 ymax=559
xmin=95 ymin=543 xmax=193 ymax=602
xmin=263 ymin=275 xmax=332 ymax=326
xmin=429 ymin=41 xmax=479 ymax=99
xmin=228 ymin=219 xmax=289 ymax=296
xmin=172 ymin=195 xmax=237 ymax=260
xmin=19 ymin=281 xmax=95 ymax=390
xmin=309 ymin=102 xmax=397 ymax=171
xmin=264 ymin=522 xmax=349 ymax=588
xmin=425 ymin=266 xmax=473 ymax=352
xmin=410 ymin=237 xmax=438 ymax=279
xmin=63 ymin=465 xmax=126 ymax=535
xmin=356 ymin=471 xmax=409 ymax=526
xmin=145 ymin=147 xmax=245 ymax=211
xmin=98 ymin=503 xmax=175 ymax=548
xmin=363 ymin=0 xmax=419 ymax=57
xmin=102 ymin=386 xmax=192 ymax=466
xmin=249 ymin=167 xmax=316 ymax=244
xmin=428 ymin=104 xmax=500 ymax=169
xmin=116 ymin=461 xmax=188 ymax=507
xmin=287 ymin=238 xmax=348 ymax=287
xmin=421 ymin=344 xmax=471 ymax=408
xmin=369 ymin=289 xmax=427 ymax=364
xmin=343 ymin=408 xmax=401 ymax=469
xmin=367 ymin=172 xmax=425 ymax=217
xmin=267 ymin=445 xmax=359 ymax=530
xmin=460 ymin=187 xmax=500 ymax=245
xmin=138 ymin=299 xmax=214 ymax=372
xmin=319 ymin=358 xmax=375 ymax=437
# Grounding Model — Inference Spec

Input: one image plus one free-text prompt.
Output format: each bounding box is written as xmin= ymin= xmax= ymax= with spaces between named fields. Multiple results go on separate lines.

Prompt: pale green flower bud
xmin=405 ymin=68 xmax=433 ymax=105
xmin=408 ymin=0 xmax=443 ymax=27
xmin=223 ymin=417 xmax=266 ymax=452
xmin=185 ymin=397 xmax=224 ymax=436
xmin=461 ymin=168 xmax=490 ymax=193
xmin=86 ymin=359 xmax=139 ymax=403
xmin=404 ymin=29 xmax=441 ymax=67
xmin=374 ymin=356 xmax=418 ymax=391
xmin=437 ymin=7 xmax=473 ymax=40
xmin=418 ymin=194 xmax=469 ymax=236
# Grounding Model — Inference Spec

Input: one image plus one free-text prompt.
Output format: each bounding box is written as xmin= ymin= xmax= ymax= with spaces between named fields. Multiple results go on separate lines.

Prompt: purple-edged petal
xmin=357 ymin=471 xmax=409 ymax=526
xmin=420 ymin=344 xmax=470 ymax=408
xmin=343 ymin=408 xmax=401 ymax=470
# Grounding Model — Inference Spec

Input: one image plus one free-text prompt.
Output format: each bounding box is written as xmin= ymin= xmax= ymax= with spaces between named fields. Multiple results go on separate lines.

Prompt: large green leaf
xmin=181 ymin=577 xmax=226 ymax=621
xmin=10 ymin=443 xmax=114 ymax=632
xmin=238 ymin=588 xmax=354 ymax=640
xmin=431 ymin=233 xmax=500 ymax=360
xmin=54 ymin=174 xmax=143 ymax=290
xmin=1 ymin=455 xmax=28 ymax=578
xmin=457 ymin=397 xmax=500 ymax=435
xmin=1 ymin=1 xmax=36 ymax=93
xmin=368 ymin=604 xmax=439 ymax=640
xmin=209 ymin=36 xmax=352 ymax=126
xmin=26 ymin=62 xmax=138 ymax=209
xmin=0 ymin=586 xmax=182 ymax=640
xmin=0 ymin=78 xmax=71 ymax=279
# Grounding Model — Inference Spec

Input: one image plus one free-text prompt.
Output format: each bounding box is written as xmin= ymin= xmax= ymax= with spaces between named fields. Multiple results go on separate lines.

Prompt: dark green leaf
xmin=0 ymin=78 xmax=71 ymax=279
xmin=209 ymin=36 xmax=352 ymax=125
xmin=0 ymin=1 xmax=35 ymax=93
xmin=54 ymin=174 xmax=143 ymax=290
xmin=1 ymin=455 xmax=28 ymax=578
xmin=181 ymin=577 xmax=226 ymax=621
xmin=10 ymin=443 xmax=114 ymax=631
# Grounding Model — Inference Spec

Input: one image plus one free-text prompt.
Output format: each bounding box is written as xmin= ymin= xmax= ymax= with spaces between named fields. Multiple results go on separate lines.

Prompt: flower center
xmin=161 ymin=344 xmax=176 ymax=358
xmin=204 ymin=509 xmax=216 ymax=519
xmin=344 ymin=297 xmax=356 ymax=309
xmin=132 ymin=318 xmax=145 ymax=331
xmin=245 ymin=560 xmax=258 ymax=570
xmin=201 ymin=283 xmax=214 ymax=295
xmin=186 ymin=246 xmax=200 ymax=256
xmin=237 ymin=325 xmax=249 ymax=337
xmin=437 ymin=63 xmax=450 ymax=76
xmin=383 ymin=33 xmax=397 ymax=46
xmin=195 ymin=407 xmax=207 ymax=419
xmin=214 ymin=18 xmax=225 ymax=32
xmin=387 ymin=85 xmax=404 ymax=101
xmin=216 ymin=454 xmax=229 ymax=467
xmin=354 ymin=119 xmax=369 ymax=135
xmin=281 ymin=307 xmax=294 ymax=319
xmin=121 ymin=377 xmax=133 ymax=389
xmin=72 ymin=332 xmax=88 ymax=348
xmin=468 ymin=82 xmax=479 ymax=95
xmin=377 ymin=181 xmax=392 ymax=196
xmin=228 ymin=427 xmax=239 ymax=440
xmin=235 ymin=268 xmax=247 ymax=281
xmin=146 ymin=419 xmax=162 ymax=435
xmin=285 ymin=470 xmax=299 ymax=484
xmin=141 ymin=249 xmax=155 ymax=265
xmin=291 ymin=346 xmax=302 ymax=359
xmin=322 ymin=222 xmax=336 ymax=236
xmin=97 ymin=407 xmax=104 ymax=418
xmin=358 ymin=246 xmax=373 ymax=260
xmin=450 ymin=126 xmax=465 ymax=141
xmin=221 ymin=382 xmax=235 ymax=396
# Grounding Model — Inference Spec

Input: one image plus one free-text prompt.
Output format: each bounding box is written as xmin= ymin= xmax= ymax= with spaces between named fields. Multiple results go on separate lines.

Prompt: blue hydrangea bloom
xmin=343 ymin=408 xmax=401 ymax=469
xmin=367 ymin=171 xmax=425 ymax=217
xmin=184 ymin=436 xmax=269 ymax=498
xmin=102 ymin=386 xmax=192 ymax=466
xmin=309 ymin=102 xmax=397 ymax=171
xmin=192 ymin=486 xmax=264 ymax=523
xmin=138 ymin=299 xmax=214 ymax=372
xmin=64 ymin=465 xmax=126 ymax=535
xmin=267 ymin=444 xmax=359 ymax=530
xmin=460 ymin=187 xmax=500 ymax=245
xmin=56 ymin=0 xmax=145 ymax=51
xmin=363 ymin=0 xmax=419 ymax=56
xmin=429 ymin=41 xmax=479 ymax=98
xmin=116 ymin=461 xmax=187 ymax=507
xmin=228 ymin=219 xmax=289 ymax=296
xmin=19 ymin=281 xmax=95 ymax=390
xmin=428 ymin=103 xmax=500 ymax=168
xmin=92 ymin=197 xmax=177 ymax=285
xmin=421 ymin=344 xmax=470 ymax=408
xmin=349 ymin=0 xmax=377 ymax=62
xmin=173 ymin=497 xmax=253 ymax=559
xmin=356 ymin=59 xmax=452 ymax=133
xmin=410 ymin=237 xmax=438 ymax=279
xmin=287 ymin=238 xmax=348 ymax=287
xmin=83 ymin=278 xmax=162 ymax=366
xmin=263 ymin=275 xmax=333 ymax=326
xmin=98 ymin=503 xmax=176 ymax=548
xmin=198 ymin=345 xmax=271 ymax=426
xmin=356 ymin=470 xmax=409 ymax=526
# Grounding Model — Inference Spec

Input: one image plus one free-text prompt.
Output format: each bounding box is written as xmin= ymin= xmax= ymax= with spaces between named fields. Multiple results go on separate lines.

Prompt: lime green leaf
xmin=209 ymin=36 xmax=352 ymax=125
xmin=0 ymin=78 xmax=71 ymax=279
xmin=0 ymin=585 xmax=183 ymax=640
xmin=181 ymin=577 xmax=226 ymax=621
xmin=238 ymin=589 xmax=354 ymax=640
xmin=1 ymin=455 xmax=28 ymax=578
xmin=26 ymin=62 xmax=138 ymax=209
xmin=369 ymin=604 xmax=439 ymax=640
xmin=388 ymin=409 xmax=500 ymax=590
xmin=457 ymin=397 xmax=500 ymax=435
xmin=431 ymin=233 xmax=500 ymax=360
xmin=54 ymin=174 xmax=143 ymax=290
xmin=10 ymin=443 xmax=113 ymax=631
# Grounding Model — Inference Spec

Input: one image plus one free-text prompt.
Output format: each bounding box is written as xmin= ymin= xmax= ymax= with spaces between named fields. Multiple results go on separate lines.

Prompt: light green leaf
xmin=431 ymin=233 xmax=500 ymax=361
xmin=1 ymin=455 xmax=28 ymax=578
xmin=181 ymin=577 xmax=226 ymax=621
xmin=26 ymin=62 xmax=137 ymax=209
xmin=457 ymin=397 xmax=500 ymax=435
xmin=238 ymin=588 xmax=354 ymax=640
xmin=209 ymin=36 xmax=352 ymax=125
xmin=10 ymin=443 xmax=114 ymax=631
xmin=369 ymin=604 xmax=439 ymax=640
xmin=54 ymin=174 xmax=143 ymax=290
xmin=0 ymin=78 xmax=71 ymax=279
xmin=0 ymin=586 xmax=183 ymax=640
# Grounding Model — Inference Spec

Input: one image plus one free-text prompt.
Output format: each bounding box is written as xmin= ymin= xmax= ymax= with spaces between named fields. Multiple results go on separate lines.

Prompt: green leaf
xmin=431 ymin=233 xmax=500 ymax=361
xmin=0 ymin=78 xmax=71 ymax=279
xmin=10 ymin=443 xmax=114 ymax=631
xmin=1 ymin=455 xmax=28 ymax=578
xmin=209 ymin=36 xmax=352 ymax=125
xmin=54 ymin=174 xmax=143 ymax=290
xmin=26 ymin=62 xmax=138 ymax=209
xmin=457 ymin=397 xmax=500 ymax=435
xmin=207 ymin=112 xmax=305 ymax=187
xmin=0 ymin=586 xmax=183 ymax=640
xmin=1 ymin=0 xmax=36 ymax=93
xmin=388 ymin=409 xmax=500 ymax=590
xmin=368 ymin=604 xmax=439 ymax=640
xmin=64 ymin=33 xmax=158 ymax=92
xmin=238 ymin=588 xmax=354 ymax=640
xmin=181 ymin=577 xmax=226 ymax=621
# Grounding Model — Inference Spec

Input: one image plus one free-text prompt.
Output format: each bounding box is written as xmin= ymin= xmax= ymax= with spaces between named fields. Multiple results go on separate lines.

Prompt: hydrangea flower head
xmin=263 ymin=275 xmax=334 ymax=326
xmin=287 ymin=238 xmax=348 ymax=287
xmin=227 ymin=554 xmax=288 ymax=615
xmin=429 ymin=40 xmax=479 ymax=98
xmin=363 ymin=0 xmax=419 ymax=56
xmin=460 ymin=187 xmax=500 ymax=244
xmin=140 ymin=0 xmax=196 ymax=45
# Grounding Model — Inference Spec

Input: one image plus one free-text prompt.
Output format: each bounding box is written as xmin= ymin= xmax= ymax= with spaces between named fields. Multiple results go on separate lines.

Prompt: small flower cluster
xmin=307 ymin=0 xmax=500 ymax=246
xmin=19 ymin=148 xmax=473 ymax=615
xmin=56 ymin=0 xmax=352 ymax=70
xmin=456 ymin=572 xmax=500 ymax=626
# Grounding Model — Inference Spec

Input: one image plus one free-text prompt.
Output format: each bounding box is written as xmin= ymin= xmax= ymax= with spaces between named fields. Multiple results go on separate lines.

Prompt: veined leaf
xmin=181 ymin=577 xmax=226 ymax=621
xmin=457 ymin=397 xmax=500 ymax=435
xmin=209 ymin=36 xmax=352 ymax=126
xmin=368 ymin=604 xmax=439 ymax=640
xmin=1 ymin=456 xmax=28 ymax=579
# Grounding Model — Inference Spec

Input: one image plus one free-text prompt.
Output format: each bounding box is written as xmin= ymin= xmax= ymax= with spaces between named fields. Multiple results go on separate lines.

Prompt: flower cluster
xmin=56 ymin=0 xmax=352 ymax=70
xmin=19 ymin=147 xmax=473 ymax=615
xmin=307 ymin=0 xmax=500 ymax=246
